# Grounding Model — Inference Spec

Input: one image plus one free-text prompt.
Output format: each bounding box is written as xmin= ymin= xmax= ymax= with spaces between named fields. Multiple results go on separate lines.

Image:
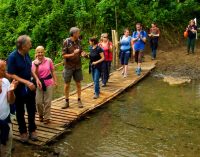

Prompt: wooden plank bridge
xmin=12 ymin=60 xmax=157 ymax=146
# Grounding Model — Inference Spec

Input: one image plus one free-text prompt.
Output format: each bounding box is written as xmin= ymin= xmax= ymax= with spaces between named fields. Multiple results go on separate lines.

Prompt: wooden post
xmin=112 ymin=30 xmax=116 ymax=69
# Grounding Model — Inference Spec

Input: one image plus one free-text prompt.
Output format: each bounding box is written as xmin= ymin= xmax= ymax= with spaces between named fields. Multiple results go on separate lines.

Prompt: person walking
xmin=186 ymin=20 xmax=197 ymax=54
xmin=0 ymin=60 xmax=18 ymax=157
xmin=132 ymin=23 xmax=147 ymax=76
xmin=83 ymin=37 xmax=104 ymax=99
xmin=120 ymin=29 xmax=132 ymax=78
xmin=62 ymin=27 xmax=84 ymax=109
xmin=32 ymin=46 xmax=57 ymax=124
xmin=99 ymin=33 xmax=113 ymax=87
xmin=7 ymin=35 xmax=40 ymax=142
xmin=149 ymin=23 xmax=160 ymax=60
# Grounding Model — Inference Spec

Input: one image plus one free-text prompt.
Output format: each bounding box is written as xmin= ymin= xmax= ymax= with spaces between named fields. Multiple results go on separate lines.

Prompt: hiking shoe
xmin=39 ymin=116 xmax=43 ymax=122
xmin=29 ymin=131 xmax=38 ymax=141
xmin=20 ymin=133 xmax=29 ymax=143
xmin=101 ymin=84 xmax=106 ymax=87
xmin=137 ymin=68 xmax=141 ymax=76
xmin=78 ymin=100 xmax=83 ymax=108
xmin=44 ymin=119 xmax=50 ymax=124
xmin=93 ymin=94 xmax=99 ymax=99
xmin=62 ymin=101 xmax=69 ymax=109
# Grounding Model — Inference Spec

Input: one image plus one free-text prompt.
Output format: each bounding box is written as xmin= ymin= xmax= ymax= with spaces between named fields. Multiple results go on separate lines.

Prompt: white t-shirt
xmin=0 ymin=78 xmax=10 ymax=120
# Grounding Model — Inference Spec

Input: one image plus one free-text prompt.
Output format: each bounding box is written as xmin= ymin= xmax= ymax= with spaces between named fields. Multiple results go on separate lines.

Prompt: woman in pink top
xmin=99 ymin=33 xmax=113 ymax=87
xmin=32 ymin=46 xmax=57 ymax=124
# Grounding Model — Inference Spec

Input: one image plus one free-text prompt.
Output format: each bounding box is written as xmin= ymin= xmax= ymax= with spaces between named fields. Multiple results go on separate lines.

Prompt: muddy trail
xmin=152 ymin=40 xmax=200 ymax=79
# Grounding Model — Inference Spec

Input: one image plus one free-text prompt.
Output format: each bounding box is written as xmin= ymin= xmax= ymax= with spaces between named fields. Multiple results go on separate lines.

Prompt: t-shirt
xmin=32 ymin=57 xmax=54 ymax=87
xmin=149 ymin=27 xmax=160 ymax=38
xmin=89 ymin=46 xmax=104 ymax=70
xmin=132 ymin=31 xmax=147 ymax=51
xmin=7 ymin=50 xmax=32 ymax=96
xmin=99 ymin=42 xmax=113 ymax=61
xmin=120 ymin=35 xmax=132 ymax=53
xmin=0 ymin=78 xmax=10 ymax=120
xmin=187 ymin=25 xmax=197 ymax=39
xmin=62 ymin=38 xmax=82 ymax=70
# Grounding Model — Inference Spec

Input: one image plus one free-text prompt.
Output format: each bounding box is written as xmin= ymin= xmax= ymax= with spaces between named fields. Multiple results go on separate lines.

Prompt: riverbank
xmin=154 ymin=41 xmax=200 ymax=79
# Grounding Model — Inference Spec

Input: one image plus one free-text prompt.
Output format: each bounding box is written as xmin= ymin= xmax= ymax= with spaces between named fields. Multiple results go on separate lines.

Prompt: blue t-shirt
xmin=7 ymin=50 xmax=32 ymax=96
xmin=120 ymin=35 xmax=132 ymax=53
xmin=132 ymin=31 xmax=147 ymax=51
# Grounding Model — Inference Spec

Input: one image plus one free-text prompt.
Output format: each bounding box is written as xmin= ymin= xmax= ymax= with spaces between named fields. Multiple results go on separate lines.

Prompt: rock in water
xmin=163 ymin=76 xmax=191 ymax=85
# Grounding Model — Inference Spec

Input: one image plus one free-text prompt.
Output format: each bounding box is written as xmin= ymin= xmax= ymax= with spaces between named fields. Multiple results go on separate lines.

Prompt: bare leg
xmin=75 ymin=81 xmax=81 ymax=99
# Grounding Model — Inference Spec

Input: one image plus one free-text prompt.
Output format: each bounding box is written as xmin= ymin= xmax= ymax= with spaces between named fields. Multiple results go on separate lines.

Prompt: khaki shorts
xmin=63 ymin=68 xmax=83 ymax=83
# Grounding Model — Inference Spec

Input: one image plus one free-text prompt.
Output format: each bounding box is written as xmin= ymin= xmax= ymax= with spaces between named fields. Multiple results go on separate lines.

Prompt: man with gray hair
xmin=7 ymin=35 xmax=41 ymax=142
xmin=62 ymin=27 xmax=84 ymax=109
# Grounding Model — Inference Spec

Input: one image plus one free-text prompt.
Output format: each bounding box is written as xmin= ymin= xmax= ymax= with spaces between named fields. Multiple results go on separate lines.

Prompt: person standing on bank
xmin=7 ymin=35 xmax=41 ymax=142
xmin=186 ymin=20 xmax=197 ymax=54
xmin=82 ymin=37 xmax=105 ymax=99
xmin=99 ymin=33 xmax=113 ymax=87
xmin=120 ymin=28 xmax=132 ymax=78
xmin=149 ymin=23 xmax=160 ymax=60
xmin=0 ymin=60 xmax=18 ymax=157
xmin=132 ymin=23 xmax=147 ymax=76
xmin=32 ymin=46 xmax=57 ymax=124
xmin=62 ymin=27 xmax=84 ymax=109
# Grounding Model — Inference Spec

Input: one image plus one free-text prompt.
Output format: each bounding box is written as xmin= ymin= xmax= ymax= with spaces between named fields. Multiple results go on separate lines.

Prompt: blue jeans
xmin=150 ymin=38 xmax=158 ymax=58
xmin=92 ymin=68 xmax=101 ymax=95
xmin=101 ymin=61 xmax=111 ymax=85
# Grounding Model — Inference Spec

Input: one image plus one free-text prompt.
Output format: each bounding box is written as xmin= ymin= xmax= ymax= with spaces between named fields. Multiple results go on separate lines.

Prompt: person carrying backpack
xmin=132 ymin=23 xmax=147 ymax=76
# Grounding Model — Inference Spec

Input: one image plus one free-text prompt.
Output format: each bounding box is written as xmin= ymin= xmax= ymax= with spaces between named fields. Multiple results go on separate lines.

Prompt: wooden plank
xmin=13 ymin=61 xmax=157 ymax=146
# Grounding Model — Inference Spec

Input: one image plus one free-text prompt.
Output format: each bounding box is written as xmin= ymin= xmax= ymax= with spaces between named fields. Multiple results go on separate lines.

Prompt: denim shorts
xmin=120 ymin=51 xmax=130 ymax=65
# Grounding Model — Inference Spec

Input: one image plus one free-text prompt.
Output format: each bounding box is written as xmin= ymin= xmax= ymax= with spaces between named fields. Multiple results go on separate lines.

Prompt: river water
xmin=13 ymin=75 xmax=200 ymax=157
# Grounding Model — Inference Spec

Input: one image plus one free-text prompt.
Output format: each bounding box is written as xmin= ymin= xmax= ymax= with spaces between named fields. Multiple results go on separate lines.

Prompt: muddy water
xmin=13 ymin=76 xmax=200 ymax=157
xmin=55 ymin=77 xmax=200 ymax=157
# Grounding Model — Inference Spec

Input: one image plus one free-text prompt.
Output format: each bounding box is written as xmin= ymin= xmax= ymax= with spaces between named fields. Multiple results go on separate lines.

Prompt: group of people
xmin=120 ymin=23 xmax=160 ymax=77
xmin=0 ymin=22 xmax=179 ymax=157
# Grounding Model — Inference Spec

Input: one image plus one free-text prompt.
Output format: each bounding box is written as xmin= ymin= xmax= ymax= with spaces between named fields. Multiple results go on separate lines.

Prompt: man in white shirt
xmin=0 ymin=60 xmax=18 ymax=157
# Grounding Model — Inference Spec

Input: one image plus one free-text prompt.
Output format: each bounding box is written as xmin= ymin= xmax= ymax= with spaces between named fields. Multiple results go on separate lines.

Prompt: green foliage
xmin=0 ymin=0 xmax=199 ymax=60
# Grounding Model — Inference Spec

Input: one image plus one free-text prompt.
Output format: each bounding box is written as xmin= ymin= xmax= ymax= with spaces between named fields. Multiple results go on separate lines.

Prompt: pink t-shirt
xmin=32 ymin=57 xmax=54 ymax=87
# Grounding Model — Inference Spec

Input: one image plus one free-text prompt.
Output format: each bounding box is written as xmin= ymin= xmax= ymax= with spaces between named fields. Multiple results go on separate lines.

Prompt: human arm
xmin=92 ymin=52 xmax=105 ymax=65
xmin=7 ymin=79 xmax=18 ymax=104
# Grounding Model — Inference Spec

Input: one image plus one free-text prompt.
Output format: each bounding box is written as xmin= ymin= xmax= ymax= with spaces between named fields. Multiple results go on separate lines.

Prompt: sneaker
xmin=93 ymin=94 xmax=99 ymax=99
xmin=135 ymin=68 xmax=138 ymax=73
xmin=123 ymin=73 xmax=127 ymax=78
xmin=39 ymin=116 xmax=43 ymax=122
xmin=44 ymin=119 xmax=50 ymax=124
xmin=62 ymin=101 xmax=69 ymax=109
xmin=121 ymin=71 xmax=124 ymax=75
xmin=137 ymin=68 xmax=141 ymax=76
xmin=29 ymin=131 xmax=38 ymax=141
xmin=101 ymin=84 xmax=106 ymax=87
xmin=20 ymin=133 xmax=29 ymax=143
xmin=78 ymin=100 xmax=83 ymax=108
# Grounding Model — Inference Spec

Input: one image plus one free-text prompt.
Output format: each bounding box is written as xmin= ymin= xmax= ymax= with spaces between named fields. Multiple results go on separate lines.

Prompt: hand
xmin=81 ymin=51 xmax=87 ymax=57
xmin=36 ymin=79 xmax=42 ymax=90
xmin=0 ymin=79 xmax=2 ymax=93
xmin=91 ymin=62 xmax=97 ymax=66
xmin=26 ymin=81 xmax=36 ymax=91
xmin=9 ymin=79 xmax=18 ymax=91
xmin=74 ymin=49 xmax=80 ymax=55
xmin=34 ymin=59 xmax=41 ymax=66
xmin=54 ymin=81 xmax=58 ymax=87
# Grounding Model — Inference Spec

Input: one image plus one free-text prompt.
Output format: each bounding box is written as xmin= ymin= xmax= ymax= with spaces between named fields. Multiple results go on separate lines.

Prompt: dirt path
xmin=153 ymin=42 xmax=200 ymax=79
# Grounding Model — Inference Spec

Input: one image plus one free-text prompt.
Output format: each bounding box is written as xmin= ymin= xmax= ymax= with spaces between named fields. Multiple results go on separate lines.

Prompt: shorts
xmin=120 ymin=51 xmax=130 ymax=65
xmin=63 ymin=68 xmax=83 ymax=83
xmin=135 ymin=50 xmax=144 ymax=63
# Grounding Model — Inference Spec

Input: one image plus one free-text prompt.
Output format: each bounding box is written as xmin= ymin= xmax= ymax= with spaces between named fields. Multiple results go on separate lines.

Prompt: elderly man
xmin=62 ymin=27 xmax=84 ymax=109
xmin=7 ymin=35 xmax=41 ymax=142
xmin=0 ymin=60 xmax=17 ymax=157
